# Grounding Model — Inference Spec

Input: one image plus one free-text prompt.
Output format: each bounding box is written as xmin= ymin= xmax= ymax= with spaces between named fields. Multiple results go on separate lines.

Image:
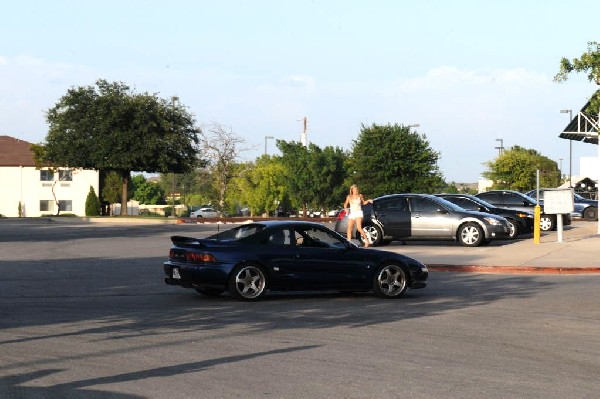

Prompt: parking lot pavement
xmin=2 ymin=217 xmax=599 ymax=274
xmin=381 ymin=220 xmax=600 ymax=274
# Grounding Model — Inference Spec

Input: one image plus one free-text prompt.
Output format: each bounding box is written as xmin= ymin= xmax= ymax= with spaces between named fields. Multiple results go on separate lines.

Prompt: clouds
xmin=0 ymin=48 xmax=595 ymax=182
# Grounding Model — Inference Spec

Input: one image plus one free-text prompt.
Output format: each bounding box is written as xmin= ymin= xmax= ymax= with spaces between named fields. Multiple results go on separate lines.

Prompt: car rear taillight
xmin=337 ymin=209 xmax=347 ymax=220
xmin=169 ymin=249 xmax=216 ymax=263
xmin=186 ymin=252 xmax=216 ymax=263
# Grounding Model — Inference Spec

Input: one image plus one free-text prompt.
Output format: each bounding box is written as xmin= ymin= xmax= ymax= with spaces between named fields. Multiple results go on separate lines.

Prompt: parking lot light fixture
xmin=560 ymin=109 xmax=573 ymax=188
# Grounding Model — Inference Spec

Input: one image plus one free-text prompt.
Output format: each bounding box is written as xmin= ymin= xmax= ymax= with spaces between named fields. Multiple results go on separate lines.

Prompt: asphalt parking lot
xmin=1 ymin=218 xmax=599 ymax=398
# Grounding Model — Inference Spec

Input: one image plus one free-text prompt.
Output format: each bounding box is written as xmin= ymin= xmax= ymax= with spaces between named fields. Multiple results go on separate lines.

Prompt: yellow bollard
xmin=533 ymin=205 xmax=541 ymax=244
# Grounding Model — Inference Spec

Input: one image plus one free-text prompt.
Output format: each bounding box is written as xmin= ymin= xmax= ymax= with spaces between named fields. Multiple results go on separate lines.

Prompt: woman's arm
xmin=343 ymin=195 xmax=350 ymax=209
xmin=361 ymin=195 xmax=373 ymax=205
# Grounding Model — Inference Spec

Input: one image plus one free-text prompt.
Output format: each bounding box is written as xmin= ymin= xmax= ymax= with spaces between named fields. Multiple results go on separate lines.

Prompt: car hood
xmin=465 ymin=210 xmax=507 ymax=221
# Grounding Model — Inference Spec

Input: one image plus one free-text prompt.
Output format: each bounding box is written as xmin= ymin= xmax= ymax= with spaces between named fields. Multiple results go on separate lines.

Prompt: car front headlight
xmin=516 ymin=212 xmax=534 ymax=219
xmin=483 ymin=217 xmax=503 ymax=225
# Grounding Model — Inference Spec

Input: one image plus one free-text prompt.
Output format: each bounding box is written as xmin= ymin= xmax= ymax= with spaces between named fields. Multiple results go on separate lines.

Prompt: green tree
xmin=38 ymin=79 xmax=201 ymax=215
xmin=233 ymin=156 xmax=288 ymax=216
xmin=307 ymin=145 xmax=349 ymax=211
xmin=102 ymin=171 xmax=124 ymax=205
xmin=85 ymin=186 xmax=101 ymax=216
xmin=132 ymin=175 xmax=166 ymax=205
xmin=347 ymin=123 xmax=444 ymax=197
xmin=276 ymin=141 xmax=348 ymax=215
xmin=483 ymin=146 xmax=560 ymax=191
xmin=555 ymin=41 xmax=600 ymax=122
xmin=278 ymin=141 xmax=312 ymax=214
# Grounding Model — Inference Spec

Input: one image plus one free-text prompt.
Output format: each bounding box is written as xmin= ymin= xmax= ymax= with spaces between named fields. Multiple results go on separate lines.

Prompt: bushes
xmin=85 ymin=186 xmax=101 ymax=216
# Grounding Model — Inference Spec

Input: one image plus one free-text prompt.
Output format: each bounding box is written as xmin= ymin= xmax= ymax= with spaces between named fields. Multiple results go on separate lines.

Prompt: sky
xmin=1 ymin=0 xmax=599 ymax=183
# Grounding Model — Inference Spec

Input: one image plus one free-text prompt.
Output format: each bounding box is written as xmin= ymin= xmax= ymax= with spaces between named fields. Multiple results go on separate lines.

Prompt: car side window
xmin=377 ymin=197 xmax=408 ymax=211
xmin=503 ymin=193 xmax=525 ymax=206
xmin=296 ymin=226 xmax=344 ymax=248
xmin=410 ymin=197 xmax=439 ymax=212
xmin=478 ymin=192 xmax=499 ymax=203
xmin=453 ymin=197 xmax=478 ymax=211
xmin=266 ymin=229 xmax=291 ymax=246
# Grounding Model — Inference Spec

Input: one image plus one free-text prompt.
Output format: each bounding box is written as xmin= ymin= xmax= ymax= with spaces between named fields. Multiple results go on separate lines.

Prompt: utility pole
xmin=495 ymin=138 xmax=504 ymax=156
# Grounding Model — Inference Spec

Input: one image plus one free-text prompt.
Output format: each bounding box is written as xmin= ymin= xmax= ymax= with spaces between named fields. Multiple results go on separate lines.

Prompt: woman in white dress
xmin=343 ymin=184 xmax=373 ymax=247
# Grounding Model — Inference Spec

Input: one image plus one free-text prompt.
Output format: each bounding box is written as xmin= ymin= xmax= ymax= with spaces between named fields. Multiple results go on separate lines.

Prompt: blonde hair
xmin=349 ymin=184 xmax=359 ymax=195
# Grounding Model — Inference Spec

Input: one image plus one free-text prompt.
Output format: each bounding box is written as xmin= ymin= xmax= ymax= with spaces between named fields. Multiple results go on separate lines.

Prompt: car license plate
xmin=172 ymin=268 xmax=181 ymax=279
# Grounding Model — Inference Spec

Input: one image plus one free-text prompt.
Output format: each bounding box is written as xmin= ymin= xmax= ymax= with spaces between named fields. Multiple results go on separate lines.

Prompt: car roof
xmin=246 ymin=220 xmax=329 ymax=228
xmin=375 ymin=193 xmax=437 ymax=201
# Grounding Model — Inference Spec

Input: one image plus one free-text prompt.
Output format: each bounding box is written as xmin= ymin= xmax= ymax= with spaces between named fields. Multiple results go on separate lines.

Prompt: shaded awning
xmin=559 ymin=97 xmax=599 ymax=144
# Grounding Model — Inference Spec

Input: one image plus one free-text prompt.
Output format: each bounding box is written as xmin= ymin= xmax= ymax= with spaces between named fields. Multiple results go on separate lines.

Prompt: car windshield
xmin=468 ymin=196 xmax=496 ymax=208
xmin=574 ymin=193 xmax=591 ymax=201
xmin=206 ymin=224 xmax=266 ymax=241
xmin=432 ymin=196 xmax=466 ymax=212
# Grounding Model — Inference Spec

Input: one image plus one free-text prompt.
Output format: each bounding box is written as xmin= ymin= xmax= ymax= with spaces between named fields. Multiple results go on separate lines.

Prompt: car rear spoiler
xmin=170 ymin=235 xmax=206 ymax=247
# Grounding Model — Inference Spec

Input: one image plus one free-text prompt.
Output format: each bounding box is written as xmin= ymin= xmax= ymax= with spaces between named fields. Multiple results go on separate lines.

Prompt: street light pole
xmin=264 ymin=135 xmax=274 ymax=155
xmin=560 ymin=109 xmax=573 ymax=187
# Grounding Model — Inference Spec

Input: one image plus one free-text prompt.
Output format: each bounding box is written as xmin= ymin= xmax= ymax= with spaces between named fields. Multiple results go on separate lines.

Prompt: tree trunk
xmin=120 ymin=171 xmax=130 ymax=216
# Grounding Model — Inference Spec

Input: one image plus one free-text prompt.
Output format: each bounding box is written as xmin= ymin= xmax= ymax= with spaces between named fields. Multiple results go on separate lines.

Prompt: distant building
xmin=0 ymin=135 xmax=99 ymax=217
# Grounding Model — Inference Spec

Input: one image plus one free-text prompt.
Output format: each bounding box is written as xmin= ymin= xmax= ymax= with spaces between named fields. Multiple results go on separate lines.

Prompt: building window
xmin=59 ymin=170 xmax=73 ymax=181
xmin=40 ymin=200 xmax=55 ymax=213
xmin=58 ymin=200 xmax=73 ymax=212
xmin=40 ymin=170 xmax=54 ymax=181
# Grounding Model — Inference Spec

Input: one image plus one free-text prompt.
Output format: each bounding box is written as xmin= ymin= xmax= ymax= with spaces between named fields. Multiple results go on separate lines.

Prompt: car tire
xmin=540 ymin=215 xmax=555 ymax=231
xmin=506 ymin=219 xmax=519 ymax=239
xmin=228 ymin=264 xmax=268 ymax=301
xmin=583 ymin=207 xmax=598 ymax=221
xmin=458 ymin=222 xmax=484 ymax=247
xmin=362 ymin=225 xmax=383 ymax=246
xmin=195 ymin=288 xmax=224 ymax=297
xmin=372 ymin=263 xmax=408 ymax=298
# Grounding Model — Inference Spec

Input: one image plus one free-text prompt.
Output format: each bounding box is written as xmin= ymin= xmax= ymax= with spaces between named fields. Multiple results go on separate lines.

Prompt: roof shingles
xmin=0 ymin=136 xmax=36 ymax=167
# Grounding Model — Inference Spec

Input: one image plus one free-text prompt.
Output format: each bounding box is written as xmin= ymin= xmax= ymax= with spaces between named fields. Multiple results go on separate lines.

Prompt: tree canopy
xmin=277 ymin=141 xmax=348 ymax=214
xmin=483 ymin=146 xmax=560 ymax=191
xmin=347 ymin=123 xmax=444 ymax=197
xmin=555 ymin=41 xmax=600 ymax=114
xmin=37 ymin=79 xmax=201 ymax=214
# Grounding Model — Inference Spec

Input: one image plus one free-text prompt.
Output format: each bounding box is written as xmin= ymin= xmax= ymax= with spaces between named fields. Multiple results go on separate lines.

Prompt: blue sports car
xmin=164 ymin=220 xmax=428 ymax=301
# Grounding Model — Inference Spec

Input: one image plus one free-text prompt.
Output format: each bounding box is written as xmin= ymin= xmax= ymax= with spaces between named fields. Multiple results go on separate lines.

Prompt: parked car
xmin=436 ymin=193 xmax=534 ymax=239
xmin=525 ymin=189 xmax=598 ymax=221
xmin=190 ymin=207 xmax=218 ymax=218
xmin=164 ymin=220 xmax=428 ymax=300
xmin=334 ymin=193 xmax=511 ymax=247
xmin=475 ymin=190 xmax=572 ymax=231
xmin=327 ymin=207 xmax=342 ymax=217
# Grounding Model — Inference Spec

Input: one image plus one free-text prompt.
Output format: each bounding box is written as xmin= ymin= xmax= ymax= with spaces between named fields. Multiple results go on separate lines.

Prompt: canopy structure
xmin=559 ymin=98 xmax=599 ymax=144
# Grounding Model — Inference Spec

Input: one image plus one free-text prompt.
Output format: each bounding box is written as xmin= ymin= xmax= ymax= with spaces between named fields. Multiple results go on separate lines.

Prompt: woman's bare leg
xmin=347 ymin=218 xmax=355 ymax=241
xmin=356 ymin=217 xmax=369 ymax=247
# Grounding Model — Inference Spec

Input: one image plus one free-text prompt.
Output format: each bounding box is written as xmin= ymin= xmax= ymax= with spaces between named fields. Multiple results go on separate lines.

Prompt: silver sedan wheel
xmin=540 ymin=216 xmax=554 ymax=231
xmin=230 ymin=265 xmax=266 ymax=300
xmin=459 ymin=223 xmax=483 ymax=246
xmin=374 ymin=264 xmax=407 ymax=298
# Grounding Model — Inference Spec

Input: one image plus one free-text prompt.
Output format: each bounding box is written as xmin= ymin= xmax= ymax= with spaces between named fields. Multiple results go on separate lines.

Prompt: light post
xmin=560 ymin=109 xmax=573 ymax=187
xmin=264 ymin=135 xmax=274 ymax=155
xmin=171 ymin=96 xmax=179 ymax=218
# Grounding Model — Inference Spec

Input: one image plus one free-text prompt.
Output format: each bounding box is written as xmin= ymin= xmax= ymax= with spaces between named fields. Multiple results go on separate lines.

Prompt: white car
xmin=190 ymin=207 xmax=218 ymax=218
